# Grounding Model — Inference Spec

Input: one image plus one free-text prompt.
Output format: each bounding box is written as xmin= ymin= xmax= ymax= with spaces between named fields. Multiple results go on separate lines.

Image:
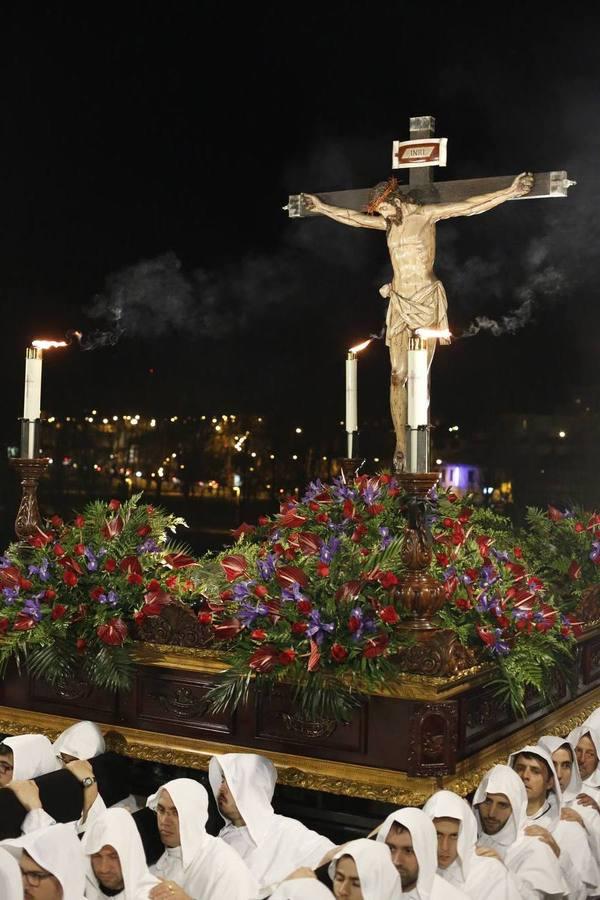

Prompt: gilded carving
xmin=149 ymin=685 xmax=209 ymax=720
xmin=280 ymin=712 xmax=337 ymax=739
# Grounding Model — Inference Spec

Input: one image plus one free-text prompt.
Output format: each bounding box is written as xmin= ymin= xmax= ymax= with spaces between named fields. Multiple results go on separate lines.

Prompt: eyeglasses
xmin=0 ymin=762 xmax=13 ymax=776
xmin=20 ymin=868 xmax=55 ymax=887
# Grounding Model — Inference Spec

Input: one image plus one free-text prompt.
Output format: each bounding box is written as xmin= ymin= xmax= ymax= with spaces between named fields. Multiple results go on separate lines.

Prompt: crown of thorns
xmin=364 ymin=177 xmax=400 ymax=214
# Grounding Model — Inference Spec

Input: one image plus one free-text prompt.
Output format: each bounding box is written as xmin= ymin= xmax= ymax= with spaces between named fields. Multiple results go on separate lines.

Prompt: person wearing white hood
xmin=328 ymin=838 xmax=402 ymax=900
xmin=375 ymin=806 xmax=468 ymax=898
xmin=81 ymin=807 xmax=162 ymax=900
xmin=422 ymin=789 xmax=520 ymax=899
xmin=2 ymin=822 xmax=86 ymax=900
xmin=0 ymin=735 xmax=61 ymax=784
xmin=473 ymin=764 xmax=568 ymax=899
xmin=268 ymin=876 xmax=334 ymax=899
xmin=508 ymin=744 xmax=600 ymax=899
xmin=144 ymin=777 xmax=257 ymax=900
xmin=566 ymin=725 xmax=600 ymax=809
xmin=208 ymin=753 xmax=334 ymax=889
xmin=0 ymin=846 xmax=23 ymax=899
xmin=539 ymin=735 xmax=600 ymax=866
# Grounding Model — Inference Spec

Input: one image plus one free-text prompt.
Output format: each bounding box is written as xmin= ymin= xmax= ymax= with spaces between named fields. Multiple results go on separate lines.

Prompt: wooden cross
xmin=286 ymin=115 xmax=575 ymax=217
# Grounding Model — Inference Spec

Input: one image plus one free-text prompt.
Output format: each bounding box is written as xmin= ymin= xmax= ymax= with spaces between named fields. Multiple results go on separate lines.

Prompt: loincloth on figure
xmin=383 ymin=280 xmax=450 ymax=346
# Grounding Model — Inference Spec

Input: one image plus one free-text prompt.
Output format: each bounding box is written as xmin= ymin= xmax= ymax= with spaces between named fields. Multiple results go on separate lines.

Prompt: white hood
xmin=270 ymin=878 xmax=334 ymax=899
xmin=2 ymin=823 xmax=85 ymax=900
xmin=208 ymin=752 xmax=277 ymax=845
xmin=0 ymin=847 xmax=23 ymax=900
xmin=567 ymin=724 xmax=600 ymax=787
xmin=583 ymin=707 xmax=600 ymax=732
xmin=472 ymin=764 xmax=527 ymax=847
xmin=422 ymin=789 xmax=477 ymax=880
xmin=507 ymin=743 xmax=562 ymax=831
xmin=146 ymin=778 xmax=209 ymax=869
xmin=375 ymin=807 xmax=438 ymax=898
xmin=81 ymin=806 xmax=159 ymax=900
xmin=538 ymin=734 xmax=584 ymax=801
xmin=3 ymin=733 xmax=61 ymax=781
xmin=52 ymin=720 xmax=105 ymax=760
xmin=329 ymin=838 xmax=402 ymax=900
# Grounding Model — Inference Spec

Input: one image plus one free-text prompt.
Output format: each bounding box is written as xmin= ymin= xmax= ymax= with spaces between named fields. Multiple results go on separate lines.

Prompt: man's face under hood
xmin=477 ymin=792 xmax=512 ymax=835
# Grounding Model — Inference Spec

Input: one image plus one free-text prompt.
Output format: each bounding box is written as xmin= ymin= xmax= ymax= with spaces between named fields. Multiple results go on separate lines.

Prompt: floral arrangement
xmin=0 ymin=494 xmax=195 ymax=690
xmin=198 ymin=477 xmax=598 ymax=721
xmin=1 ymin=478 xmax=599 ymax=722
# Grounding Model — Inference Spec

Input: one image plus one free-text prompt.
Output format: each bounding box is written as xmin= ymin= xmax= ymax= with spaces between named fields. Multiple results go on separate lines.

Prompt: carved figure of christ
xmin=303 ymin=172 xmax=534 ymax=471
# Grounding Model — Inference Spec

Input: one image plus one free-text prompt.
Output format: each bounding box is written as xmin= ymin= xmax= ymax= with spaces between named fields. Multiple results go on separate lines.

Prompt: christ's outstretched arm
xmin=302 ymin=194 xmax=386 ymax=230
xmin=430 ymin=172 xmax=534 ymax=221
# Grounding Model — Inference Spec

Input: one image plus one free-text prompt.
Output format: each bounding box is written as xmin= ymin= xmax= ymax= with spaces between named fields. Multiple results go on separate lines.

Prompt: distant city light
xmin=295 ymin=427 xmax=302 ymax=434
xmin=558 ymin=430 xmax=566 ymax=438
xmin=322 ymin=456 xmax=327 ymax=461
xmin=292 ymin=454 xmax=298 ymax=460
xmin=436 ymin=458 xmax=443 ymax=465
xmin=150 ymin=419 xmax=156 ymax=428
xmin=135 ymin=470 xmax=142 ymax=477
xmin=171 ymin=453 xmax=177 ymax=458
xmin=448 ymin=425 xmax=459 ymax=432
xmin=270 ymin=454 xmax=275 ymax=459
xmin=251 ymin=452 xmax=257 ymax=458
xmin=374 ymin=457 xmax=380 ymax=463
xmin=102 ymin=418 xmax=109 ymax=424
xmin=92 ymin=409 xmax=97 ymax=415
xmin=48 ymin=416 xmax=55 ymax=423
xmin=158 ymin=467 xmax=164 ymax=477
xmin=113 ymin=416 xmax=118 ymax=421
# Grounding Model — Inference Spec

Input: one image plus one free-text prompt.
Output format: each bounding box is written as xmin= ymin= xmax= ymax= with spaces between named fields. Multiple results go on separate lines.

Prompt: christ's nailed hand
xmin=302 ymin=193 xmax=320 ymax=211
xmin=513 ymin=172 xmax=534 ymax=196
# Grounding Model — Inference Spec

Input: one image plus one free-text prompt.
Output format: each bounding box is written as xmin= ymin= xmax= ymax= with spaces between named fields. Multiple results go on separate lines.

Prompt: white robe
xmin=81 ymin=806 xmax=160 ymax=900
xmin=0 ymin=846 xmax=24 ymax=900
xmin=146 ymin=778 xmax=257 ymax=899
xmin=566 ymin=725 xmax=600 ymax=801
xmin=472 ymin=764 xmax=568 ymax=899
xmin=52 ymin=720 xmax=106 ymax=759
xmin=1 ymin=822 xmax=86 ymax=900
xmin=376 ymin=807 xmax=469 ymax=899
xmin=268 ymin=878 xmax=334 ymax=899
xmin=507 ymin=743 xmax=600 ymax=898
xmin=422 ymin=789 xmax=520 ymax=899
xmin=209 ymin=753 xmax=334 ymax=888
xmin=539 ymin=734 xmax=600 ymax=866
xmin=328 ymin=839 xmax=402 ymax=900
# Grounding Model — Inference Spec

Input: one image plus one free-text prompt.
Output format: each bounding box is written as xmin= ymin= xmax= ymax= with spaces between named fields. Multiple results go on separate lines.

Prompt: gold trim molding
xmin=1 ymin=686 xmax=600 ymax=805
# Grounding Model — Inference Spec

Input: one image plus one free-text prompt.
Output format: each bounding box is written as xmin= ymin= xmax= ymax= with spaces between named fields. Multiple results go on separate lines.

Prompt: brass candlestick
xmin=10 ymin=457 xmax=50 ymax=541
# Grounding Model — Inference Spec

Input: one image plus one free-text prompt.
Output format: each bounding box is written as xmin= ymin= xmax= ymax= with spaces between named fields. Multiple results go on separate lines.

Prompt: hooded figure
xmin=81 ymin=807 xmax=160 ymax=900
xmin=582 ymin=707 xmax=600 ymax=732
xmin=539 ymin=734 xmax=600 ymax=865
xmin=566 ymin=725 xmax=600 ymax=798
xmin=52 ymin=721 xmax=105 ymax=761
xmin=328 ymin=839 xmax=402 ymax=900
xmin=208 ymin=753 xmax=334 ymax=889
xmin=3 ymin=734 xmax=61 ymax=781
xmin=472 ymin=764 xmax=567 ymax=898
xmin=507 ymin=744 xmax=599 ymax=899
xmin=376 ymin=807 xmax=468 ymax=898
xmin=146 ymin=778 xmax=257 ymax=899
xmin=2 ymin=822 xmax=86 ymax=900
xmin=422 ymin=789 xmax=520 ymax=899
xmin=0 ymin=846 xmax=23 ymax=900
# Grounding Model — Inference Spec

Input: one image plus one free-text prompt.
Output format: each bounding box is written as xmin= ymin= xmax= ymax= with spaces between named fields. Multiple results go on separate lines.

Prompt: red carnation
xmin=90 ymin=586 xmax=105 ymax=601
xmin=315 ymin=513 xmax=329 ymax=524
xmin=108 ymin=499 xmax=121 ymax=511
xmin=380 ymin=605 xmax=399 ymax=625
xmin=74 ymin=543 xmax=85 ymax=556
xmin=442 ymin=517 xmax=454 ymax=528
xmin=253 ymin=584 xmax=268 ymax=599
xmin=513 ymin=547 xmax=523 ymax=559
xmin=0 ymin=618 xmax=9 ymax=634
xmin=146 ymin=579 xmax=161 ymax=592
xmin=220 ymin=589 xmax=234 ymax=602
xmin=19 ymin=577 xmax=33 ymax=591
xmin=97 ymin=618 xmax=128 ymax=646
xmin=575 ymin=523 xmax=585 ymax=533
xmin=76 ymin=638 xmax=87 ymax=653
xmin=198 ymin=611 xmax=213 ymax=625
xmin=104 ymin=558 xmax=117 ymax=573
xmin=547 ymin=505 xmax=564 ymax=522
xmin=74 ymin=515 xmax=85 ymax=528
xmin=128 ymin=573 xmax=144 ymax=586
xmin=258 ymin=516 xmax=270 ymax=526
xmin=251 ymin=629 xmax=267 ymax=641
xmin=50 ymin=515 xmax=63 ymax=527
xmin=51 ymin=604 xmax=67 ymax=621
xmin=316 ymin=563 xmax=330 ymax=577
xmin=351 ymin=524 xmax=368 ymax=543
xmin=297 ymin=599 xmax=312 ymax=615
xmin=53 ymin=543 xmax=65 ymax=557
xmin=292 ymin=621 xmax=308 ymax=635
xmin=278 ymin=648 xmax=296 ymax=666
xmin=348 ymin=615 xmax=361 ymax=633
xmin=44 ymin=589 xmax=57 ymax=601
xmin=137 ymin=525 xmax=151 ymax=538
xmin=378 ymin=571 xmax=399 ymax=590
xmin=331 ymin=643 xmax=349 ymax=663
xmin=63 ymin=570 xmax=78 ymax=588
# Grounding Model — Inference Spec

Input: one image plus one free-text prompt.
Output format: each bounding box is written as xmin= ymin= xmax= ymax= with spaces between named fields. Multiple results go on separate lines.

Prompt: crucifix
xmin=287 ymin=115 xmax=575 ymax=473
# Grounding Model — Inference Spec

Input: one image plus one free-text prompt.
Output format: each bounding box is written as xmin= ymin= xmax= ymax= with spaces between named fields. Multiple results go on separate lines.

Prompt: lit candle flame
xmin=349 ymin=339 xmax=372 ymax=354
xmin=415 ymin=328 xmax=452 ymax=341
xmin=31 ymin=340 xmax=68 ymax=350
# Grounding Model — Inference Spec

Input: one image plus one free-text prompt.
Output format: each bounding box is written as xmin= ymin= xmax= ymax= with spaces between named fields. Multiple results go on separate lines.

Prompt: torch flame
xmin=32 ymin=340 xmax=68 ymax=350
xmin=349 ymin=339 xmax=372 ymax=354
xmin=415 ymin=328 xmax=452 ymax=341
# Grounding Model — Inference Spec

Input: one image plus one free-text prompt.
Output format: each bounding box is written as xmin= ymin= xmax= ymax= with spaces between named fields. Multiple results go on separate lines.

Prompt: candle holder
xmin=10 ymin=457 xmax=50 ymax=542
xmin=339 ymin=457 xmax=364 ymax=483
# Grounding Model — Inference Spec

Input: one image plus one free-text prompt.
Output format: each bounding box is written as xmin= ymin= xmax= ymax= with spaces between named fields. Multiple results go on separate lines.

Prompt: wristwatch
xmin=81 ymin=775 xmax=97 ymax=788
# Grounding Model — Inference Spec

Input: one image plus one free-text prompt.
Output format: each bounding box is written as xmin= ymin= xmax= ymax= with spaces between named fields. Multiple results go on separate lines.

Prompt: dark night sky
xmin=2 ymin=3 xmax=600 ymax=448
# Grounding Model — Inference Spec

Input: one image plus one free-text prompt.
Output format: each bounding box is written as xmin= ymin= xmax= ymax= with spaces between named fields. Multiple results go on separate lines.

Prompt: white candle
xmin=24 ymin=347 xmax=43 ymax=421
xmin=345 ymin=340 xmax=371 ymax=457
xmin=407 ymin=334 xmax=429 ymax=471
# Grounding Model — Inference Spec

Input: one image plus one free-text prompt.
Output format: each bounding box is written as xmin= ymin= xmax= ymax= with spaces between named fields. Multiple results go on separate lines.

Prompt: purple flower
xmin=2 ymin=587 xmax=19 ymax=603
xmin=476 ymin=592 xmax=500 ymax=614
xmin=590 ymin=541 xmax=600 ymax=564
xmin=443 ymin=566 xmax=457 ymax=583
xmin=490 ymin=629 xmax=510 ymax=655
xmin=239 ymin=601 xmax=269 ymax=628
xmin=233 ymin=581 xmax=255 ymax=601
xmin=491 ymin=548 xmax=509 ymax=563
xmin=320 ymin=537 xmax=341 ymax=564
xmin=302 ymin=479 xmax=327 ymax=502
xmin=84 ymin=547 xmax=98 ymax=572
xmin=99 ymin=590 xmax=119 ymax=607
xmin=28 ymin=558 xmax=50 ymax=582
xmin=281 ymin=581 xmax=306 ymax=603
xmin=379 ymin=526 xmax=392 ymax=550
xmin=0 ymin=555 xmax=12 ymax=569
xmin=22 ymin=598 xmax=42 ymax=622
xmin=361 ymin=481 xmax=381 ymax=505
xmin=349 ymin=607 xmax=364 ymax=640
xmin=479 ymin=565 xmax=499 ymax=588
xmin=257 ymin=554 xmax=277 ymax=581
xmin=306 ymin=609 xmax=335 ymax=645
xmin=331 ymin=477 xmax=356 ymax=501
xmin=138 ymin=539 xmax=159 ymax=553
